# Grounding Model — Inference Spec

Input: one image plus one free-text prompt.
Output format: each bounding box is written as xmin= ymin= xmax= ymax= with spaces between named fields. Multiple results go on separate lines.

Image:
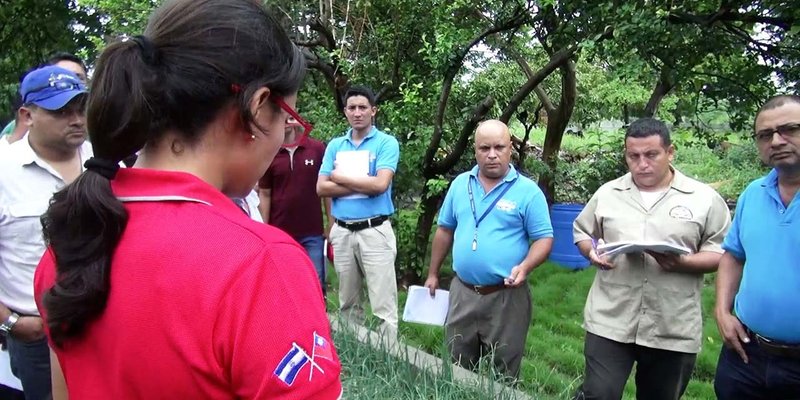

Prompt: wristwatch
xmin=0 ymin=312 xmax=20 ymax=337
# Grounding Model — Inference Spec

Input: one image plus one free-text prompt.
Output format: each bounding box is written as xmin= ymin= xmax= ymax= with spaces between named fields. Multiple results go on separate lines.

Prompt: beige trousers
xmin=329 ymin=220 xmax=398 ymax=330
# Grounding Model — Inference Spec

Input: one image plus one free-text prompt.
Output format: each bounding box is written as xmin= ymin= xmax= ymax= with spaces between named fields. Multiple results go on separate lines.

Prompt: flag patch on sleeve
xmin=274 ymin=343 xmax=310 ymax=386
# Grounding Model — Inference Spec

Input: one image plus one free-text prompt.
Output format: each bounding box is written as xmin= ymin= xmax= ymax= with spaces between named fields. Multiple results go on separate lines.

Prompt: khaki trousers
xmin=329 ymin=220 xmax=398 ymax=331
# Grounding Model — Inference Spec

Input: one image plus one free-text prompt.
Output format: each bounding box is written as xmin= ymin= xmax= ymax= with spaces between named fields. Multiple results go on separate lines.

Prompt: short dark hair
xmin=755 ymin=94 xmax=800 ymax=126
xmin=41 ymin=0 xmax=306 ymax=347
xmin=343 ymin=85 xmax=376 ymax=107
xmin=46 ymin=51 xmax=87 ymax=72
xmin=625 ymin=117 xmax=671 ymax=147
xmin=10 ymin=93 xmax=22 ymax=114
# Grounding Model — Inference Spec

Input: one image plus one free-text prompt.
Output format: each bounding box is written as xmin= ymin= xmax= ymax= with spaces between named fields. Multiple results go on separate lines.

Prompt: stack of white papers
xmin=0 ymin=349 xmax=22 ymax=390
xmin=597 ymin=241 xmax=691 ymax=257
xmin=335 ymin=150 xmax=370 ymax=199
xmin=402 ymin=285 xmax=449 ymax=326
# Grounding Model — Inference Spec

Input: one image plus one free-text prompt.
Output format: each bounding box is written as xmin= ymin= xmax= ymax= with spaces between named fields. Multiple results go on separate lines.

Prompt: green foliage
xmin=673 ymin=140 xmax=768 ymax=201
xmin=79 ymin=0 xmax=158 ymax=37
xmin=425 ymin=178 xmax=450 ymax=197
xmin=526 ymin=129 xmax=627 ymax=204
xmin=572 ymin=63 xmax=652 ymax=126
xmin=393 ymin=207 xmax=425 ymax=277
xmin=0 ymin=0 xmax=101 ymax=121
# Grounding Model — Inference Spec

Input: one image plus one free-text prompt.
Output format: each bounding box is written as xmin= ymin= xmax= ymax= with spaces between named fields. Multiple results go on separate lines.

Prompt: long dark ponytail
xmin=41 ymin=0 xmax=305 ymax=346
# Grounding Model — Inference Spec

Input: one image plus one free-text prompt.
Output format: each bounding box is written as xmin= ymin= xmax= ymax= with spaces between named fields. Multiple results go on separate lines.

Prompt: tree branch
xmin=302 ymin=48 xmax=345 ymax=111
xmin=498 ymin=25 xmax=614 ymax=123
xmin=533 ymin=85 xmax=556 ymax=114
xmin=430 ymin=96 xmax=495 ymax=175
xmin=497 ymin=44 xmax=576 ymax=123
xmin=308 ymin=17 xmax=336 ymax=50
xmin=668 ymin=10 xmax=795 ymax=31
xmin=375 ymin=40 xmax=404 ymax=104
xmin=295 ymin=39 xmax=323 ymax=48
xmin=643 ymin=66 xmax=676 ymax=117
xmin=507 ymin=50 xmax=556 ymax=113
xmin=422 ymin=8 xmax=530 ymax=175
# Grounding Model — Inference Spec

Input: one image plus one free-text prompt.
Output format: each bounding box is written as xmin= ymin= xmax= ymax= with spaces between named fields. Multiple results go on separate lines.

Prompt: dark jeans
xmin=298 ymin=235 xmax=326 ymax=298
xmin=0 ymin=384 xmax=25 ymax=400
xmin=714 ymin=340 xmax=800 ymax=399
xmin=574 ymin=332 xmax=696 ymax=400
xmin=7 ymin=336 xmax=50 ymax=400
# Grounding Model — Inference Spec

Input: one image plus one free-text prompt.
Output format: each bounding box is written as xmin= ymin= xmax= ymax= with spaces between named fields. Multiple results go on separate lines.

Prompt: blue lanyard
xmin=467 ymin=176 xmax=515 ymax=250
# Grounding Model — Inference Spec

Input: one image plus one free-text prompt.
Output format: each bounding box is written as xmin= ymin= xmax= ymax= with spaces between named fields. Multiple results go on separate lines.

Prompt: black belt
xmin=746 ymin=327 xmax=800 ymax=360
xmin=335 ymin=215 xmax=389 ymax=232
xmin=457 ymin=277 xmax=506 ymax=295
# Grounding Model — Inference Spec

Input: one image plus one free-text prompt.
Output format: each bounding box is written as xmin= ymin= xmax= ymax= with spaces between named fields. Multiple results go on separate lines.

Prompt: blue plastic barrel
xmin=548 ymin=203 xmax=590 ymax=270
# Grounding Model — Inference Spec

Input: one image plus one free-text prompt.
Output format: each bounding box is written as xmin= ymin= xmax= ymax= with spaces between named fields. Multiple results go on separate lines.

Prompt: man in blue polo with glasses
xmin=714 ymin=94 xmax=800 ymax=399
xmin=0 ymin=65 xmax=89 ymax=400
xmin=317 ymin=85 xmax=400 ymax=337
xmin=424 ymin=119 xmax=553 ymax=380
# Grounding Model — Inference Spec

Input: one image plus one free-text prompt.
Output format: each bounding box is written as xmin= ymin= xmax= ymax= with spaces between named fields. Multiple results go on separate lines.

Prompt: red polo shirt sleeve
xmin=214 ymin=242 xmax=341 ymax=399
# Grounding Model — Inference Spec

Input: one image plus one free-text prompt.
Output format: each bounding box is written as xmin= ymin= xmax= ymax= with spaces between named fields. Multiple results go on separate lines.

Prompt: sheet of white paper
xmin=335 ymin=150 xmax=370 ymax=200
xmin=0 ymin=348 xmax=22 ymax=391
xmin=402 ymin=285 xmax=449 ymax=326
xmin=597 ymin=241 xmax=691 ymax=257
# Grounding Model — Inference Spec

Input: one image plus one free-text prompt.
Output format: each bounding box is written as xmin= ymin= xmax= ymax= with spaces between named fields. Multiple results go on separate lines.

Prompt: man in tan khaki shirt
xmin=571 ymin=118 xmax=731 ymax=400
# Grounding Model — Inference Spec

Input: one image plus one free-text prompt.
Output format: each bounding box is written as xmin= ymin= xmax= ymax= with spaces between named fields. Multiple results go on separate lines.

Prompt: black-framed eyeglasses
xmin=754 ymin=123 xmax=800 ymax=144
xmin=269 ymin=96 xmax=313 ymax=148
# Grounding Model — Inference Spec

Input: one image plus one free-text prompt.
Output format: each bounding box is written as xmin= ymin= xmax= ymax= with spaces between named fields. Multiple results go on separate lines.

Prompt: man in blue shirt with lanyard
xmin=424 ymin=119 xmax=553 ymax=379
xmin=317 ymin=86 xmax=400 ymax=336
xmin=714 ymin=94 xmax=800 ymax=399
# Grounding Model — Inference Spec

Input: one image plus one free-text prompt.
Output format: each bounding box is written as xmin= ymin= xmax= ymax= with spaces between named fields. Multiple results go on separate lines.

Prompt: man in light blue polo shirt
xmin=317 ymin=85 xmax=400 ymax=335
xmin=424 ymin=119 xmax=553 ymax=379
xmin=714 ymin=94 xmax=800 ymax=399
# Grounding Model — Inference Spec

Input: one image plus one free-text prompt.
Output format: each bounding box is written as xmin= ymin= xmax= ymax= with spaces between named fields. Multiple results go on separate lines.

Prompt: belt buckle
xmin=756 ymin=333 xmax=772 ymax=344
xmin=472 ymin=285 xmax=484 ymax=294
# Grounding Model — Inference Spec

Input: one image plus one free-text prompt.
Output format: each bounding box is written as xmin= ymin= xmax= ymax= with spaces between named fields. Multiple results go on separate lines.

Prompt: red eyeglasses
xmin=270 ymin=96 xmax=313 ymax=147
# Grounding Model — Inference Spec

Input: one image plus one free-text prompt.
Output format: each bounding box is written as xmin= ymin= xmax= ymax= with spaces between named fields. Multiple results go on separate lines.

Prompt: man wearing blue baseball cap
xmin=0 ymin=65 xmax=89 ymax=400
xmin=2 ymin=52 xmax=88 ymax=147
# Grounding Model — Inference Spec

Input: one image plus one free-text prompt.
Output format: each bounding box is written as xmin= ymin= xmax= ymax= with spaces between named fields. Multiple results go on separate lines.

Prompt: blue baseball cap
xmin=20 ymin=66 xmax=87 ymax=111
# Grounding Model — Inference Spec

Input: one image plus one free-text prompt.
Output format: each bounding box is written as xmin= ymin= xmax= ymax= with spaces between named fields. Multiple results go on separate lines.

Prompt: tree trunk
xmin=622 ymin=103 xmax=630 ymax=125
xmin=643 ymin=67 xmax=675 ymax=118
xmin=403 ymin=187 xmax=445 ymax=287
xmin=538 ymin=61 xmax=577 ymax=206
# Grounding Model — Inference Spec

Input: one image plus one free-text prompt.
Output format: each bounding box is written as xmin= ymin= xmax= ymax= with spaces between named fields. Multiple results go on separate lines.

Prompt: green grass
xmin=327 ymin=262 xmax=720 ymax=399
xmin=333 ymin=305 xmax=527 ymax=399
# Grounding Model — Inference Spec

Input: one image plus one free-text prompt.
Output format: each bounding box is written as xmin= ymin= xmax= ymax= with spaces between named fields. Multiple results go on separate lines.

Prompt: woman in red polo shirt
xmin=32 ymin=0 xmax=342 ymax=399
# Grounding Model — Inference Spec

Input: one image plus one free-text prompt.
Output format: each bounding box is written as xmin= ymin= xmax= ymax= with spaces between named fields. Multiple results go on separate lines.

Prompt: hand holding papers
xmin=402 ymin=285 xmax=449 ymax=326
xmin=334 ymin=150 xmax=370 ymax=199
xmin=597 ymin=240 xmax=691 ymax=257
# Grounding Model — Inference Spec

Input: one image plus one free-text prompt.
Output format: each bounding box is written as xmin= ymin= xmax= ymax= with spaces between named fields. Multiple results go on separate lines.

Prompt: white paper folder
xmin=597 ymin=240 xmax=691 ymax=257
xmin=402 ymin=285 xmax=449 ymax=326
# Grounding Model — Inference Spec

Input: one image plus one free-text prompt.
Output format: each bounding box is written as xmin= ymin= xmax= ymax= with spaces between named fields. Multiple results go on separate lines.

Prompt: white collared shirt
xmin=0 ymin=136 xmax=92 ymax=315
